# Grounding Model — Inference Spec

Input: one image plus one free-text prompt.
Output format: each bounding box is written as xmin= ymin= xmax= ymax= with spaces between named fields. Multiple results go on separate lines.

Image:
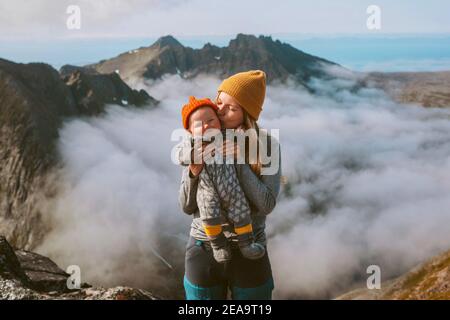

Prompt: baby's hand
xmin=189 ymin=143 xmax=205 ymax=177
xmin=235 ymin=125 xmax=246 ymax=133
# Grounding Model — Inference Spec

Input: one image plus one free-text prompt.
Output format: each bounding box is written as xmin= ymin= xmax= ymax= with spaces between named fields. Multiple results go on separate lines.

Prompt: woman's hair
xmin=242 ymin=111 xmax=263 ymax=176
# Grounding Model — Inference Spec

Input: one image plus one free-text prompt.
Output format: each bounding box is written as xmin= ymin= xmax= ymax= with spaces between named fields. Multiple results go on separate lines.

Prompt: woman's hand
xmin=189 ymin=143 xmax=205 ymax=177
xmin=220 ymin=126 xmax=245 ymax=161
xmin=219 ymin=140 xmax=241 ymax=161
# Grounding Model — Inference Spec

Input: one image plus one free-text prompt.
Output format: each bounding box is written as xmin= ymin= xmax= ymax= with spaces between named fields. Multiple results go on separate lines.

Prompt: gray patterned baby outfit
xmin=198 ymin=161 xmax=266 ymax=263
xmin=177 ymin=130 xmax=266 ymax=263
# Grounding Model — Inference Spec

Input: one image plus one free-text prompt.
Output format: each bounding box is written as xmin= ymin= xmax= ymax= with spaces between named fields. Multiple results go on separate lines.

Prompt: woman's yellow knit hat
xmin=217 ymin=70 xmax=266 ymax=120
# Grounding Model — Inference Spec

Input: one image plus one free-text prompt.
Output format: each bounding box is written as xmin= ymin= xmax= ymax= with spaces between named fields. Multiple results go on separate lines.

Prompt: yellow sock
xmin=234 ymin=223 xmax=253 ymax=235
xmin=203 ymin=224 xmax=222 ymax=237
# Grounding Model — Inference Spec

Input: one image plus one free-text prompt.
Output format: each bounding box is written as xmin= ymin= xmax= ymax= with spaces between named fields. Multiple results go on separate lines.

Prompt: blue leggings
xmin=184 ymin=237 xmax=274 ymax=300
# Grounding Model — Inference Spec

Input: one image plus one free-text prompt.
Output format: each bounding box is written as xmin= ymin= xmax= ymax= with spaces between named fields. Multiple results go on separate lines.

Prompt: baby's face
xmin=188 ymin=106 xmax=221 ymax=135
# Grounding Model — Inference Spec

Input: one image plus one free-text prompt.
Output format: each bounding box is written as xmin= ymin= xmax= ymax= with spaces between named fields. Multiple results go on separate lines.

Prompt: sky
xmin=1 ymin=0 xmax=450 ymax=72
xmin=1 ymin=0 xmax=450 ymax=39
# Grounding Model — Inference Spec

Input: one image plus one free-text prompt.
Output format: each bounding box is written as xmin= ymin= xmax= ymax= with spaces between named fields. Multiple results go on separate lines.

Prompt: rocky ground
xmin=3 ymin=227 xmax=448 ymax=300
xmin=365 ymin=71 xmax=450 ymax=108
xmin=0 ymin=236 xmax=159 ymax=300
xmin=337 ymin=249 xmax=450 ymax=300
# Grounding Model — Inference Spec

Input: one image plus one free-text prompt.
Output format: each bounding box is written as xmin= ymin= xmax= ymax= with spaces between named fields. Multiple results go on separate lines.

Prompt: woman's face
xmin=217 ymin=92 xmax=244 ymax=129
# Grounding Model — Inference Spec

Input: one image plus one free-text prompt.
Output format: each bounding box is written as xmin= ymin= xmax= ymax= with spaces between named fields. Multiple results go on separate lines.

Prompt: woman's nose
xmin=217 ymin=106 xmax=225 ymax=116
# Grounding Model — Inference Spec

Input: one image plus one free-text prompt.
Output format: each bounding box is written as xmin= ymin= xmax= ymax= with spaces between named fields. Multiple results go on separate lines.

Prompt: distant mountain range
xmin=79 ymin=34 xmax=450 ymax=108
xmin=82 ymin=34 xmax=339 ymax=87
xmin=365 ymin=71 xmax=450 ymax=108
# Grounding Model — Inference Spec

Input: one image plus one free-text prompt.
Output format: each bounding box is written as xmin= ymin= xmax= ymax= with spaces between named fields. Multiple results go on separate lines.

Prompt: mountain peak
xmin=229 ymin=33 xmax=277 ymax=49
xmin=89 ymin=33 xmax=339 ymax=84
xmin=231 ymin=33 xmax=259 ymax=45
xmin=153 ymin=35 xmax=183 ymax=48
xmin=236 ymin=33 xmax=257 ymax=40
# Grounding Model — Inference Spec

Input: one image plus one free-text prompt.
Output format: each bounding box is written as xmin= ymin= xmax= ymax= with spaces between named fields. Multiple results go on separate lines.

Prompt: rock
xmin=0 ymin=59 xmax=79 ymax=249
xmin=1 ymin=235 xmax=69 ymax=292
xmin=63 ymin=70 xmax=158 ymax=115
xmin=0 ymin=276 xmax=159 ymax=300
xmin=61 ymin=286 xmax=159 ymax=300
xmin=15 ymin=250 xmax=70 ymax=292
xmin=336 ymin=249 xmax=450 ymax=300
xmin=0 ymin=235 xmax=159 ymax=300
xmin=88 ymin=34 xmax=339 ymax=87
xmin=59 ymin=64 xmax=98 ymax=78
xmin=0 ymin=236 xmax=30 ymax=284
xmin=0 ymin=279 xmax=43 ymax=300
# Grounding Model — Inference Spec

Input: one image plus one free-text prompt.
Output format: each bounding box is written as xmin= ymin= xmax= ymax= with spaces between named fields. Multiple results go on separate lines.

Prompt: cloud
xmin=2 ymin=0 xmax=450 ymax=39
xmin=263 ymin=73 xmax=450 ymax=298
xmin=0 ymin=0 xmax=188 ymax=39
xmin=36 ymin=102 xmax=192 ymax=298
xmin=37 ymin=72 xmax=450 ymax=298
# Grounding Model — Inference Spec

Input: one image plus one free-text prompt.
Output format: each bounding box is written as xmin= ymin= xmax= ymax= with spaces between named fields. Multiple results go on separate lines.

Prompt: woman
xmin=179 ymin=70 xmax=281 ymax=300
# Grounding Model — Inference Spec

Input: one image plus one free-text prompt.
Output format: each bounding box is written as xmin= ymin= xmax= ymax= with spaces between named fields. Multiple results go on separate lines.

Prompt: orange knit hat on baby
xmin=181 ymin=96 xmax=218 ymax=129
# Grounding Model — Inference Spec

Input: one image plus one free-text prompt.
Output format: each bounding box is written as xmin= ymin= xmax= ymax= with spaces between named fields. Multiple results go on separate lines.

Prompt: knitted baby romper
xmin=197 ymin=162 xmax=266 ymax=263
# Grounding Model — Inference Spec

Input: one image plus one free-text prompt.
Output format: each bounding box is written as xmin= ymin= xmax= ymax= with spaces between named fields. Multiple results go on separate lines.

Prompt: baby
xmin=179 ymin=96 xmax=265 ymax=263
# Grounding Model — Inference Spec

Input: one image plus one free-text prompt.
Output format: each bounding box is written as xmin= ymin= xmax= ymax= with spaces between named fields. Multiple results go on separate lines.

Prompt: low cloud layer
xmin=37 ymin=72 xmax=450 ymax=298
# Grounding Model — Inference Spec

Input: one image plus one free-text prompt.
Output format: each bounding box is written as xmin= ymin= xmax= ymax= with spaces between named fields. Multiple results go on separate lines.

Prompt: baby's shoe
xmin=239 ymin=242 xmax=266 ymax=260
xmin=210 ymin=234 xmax=231 ymax=263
